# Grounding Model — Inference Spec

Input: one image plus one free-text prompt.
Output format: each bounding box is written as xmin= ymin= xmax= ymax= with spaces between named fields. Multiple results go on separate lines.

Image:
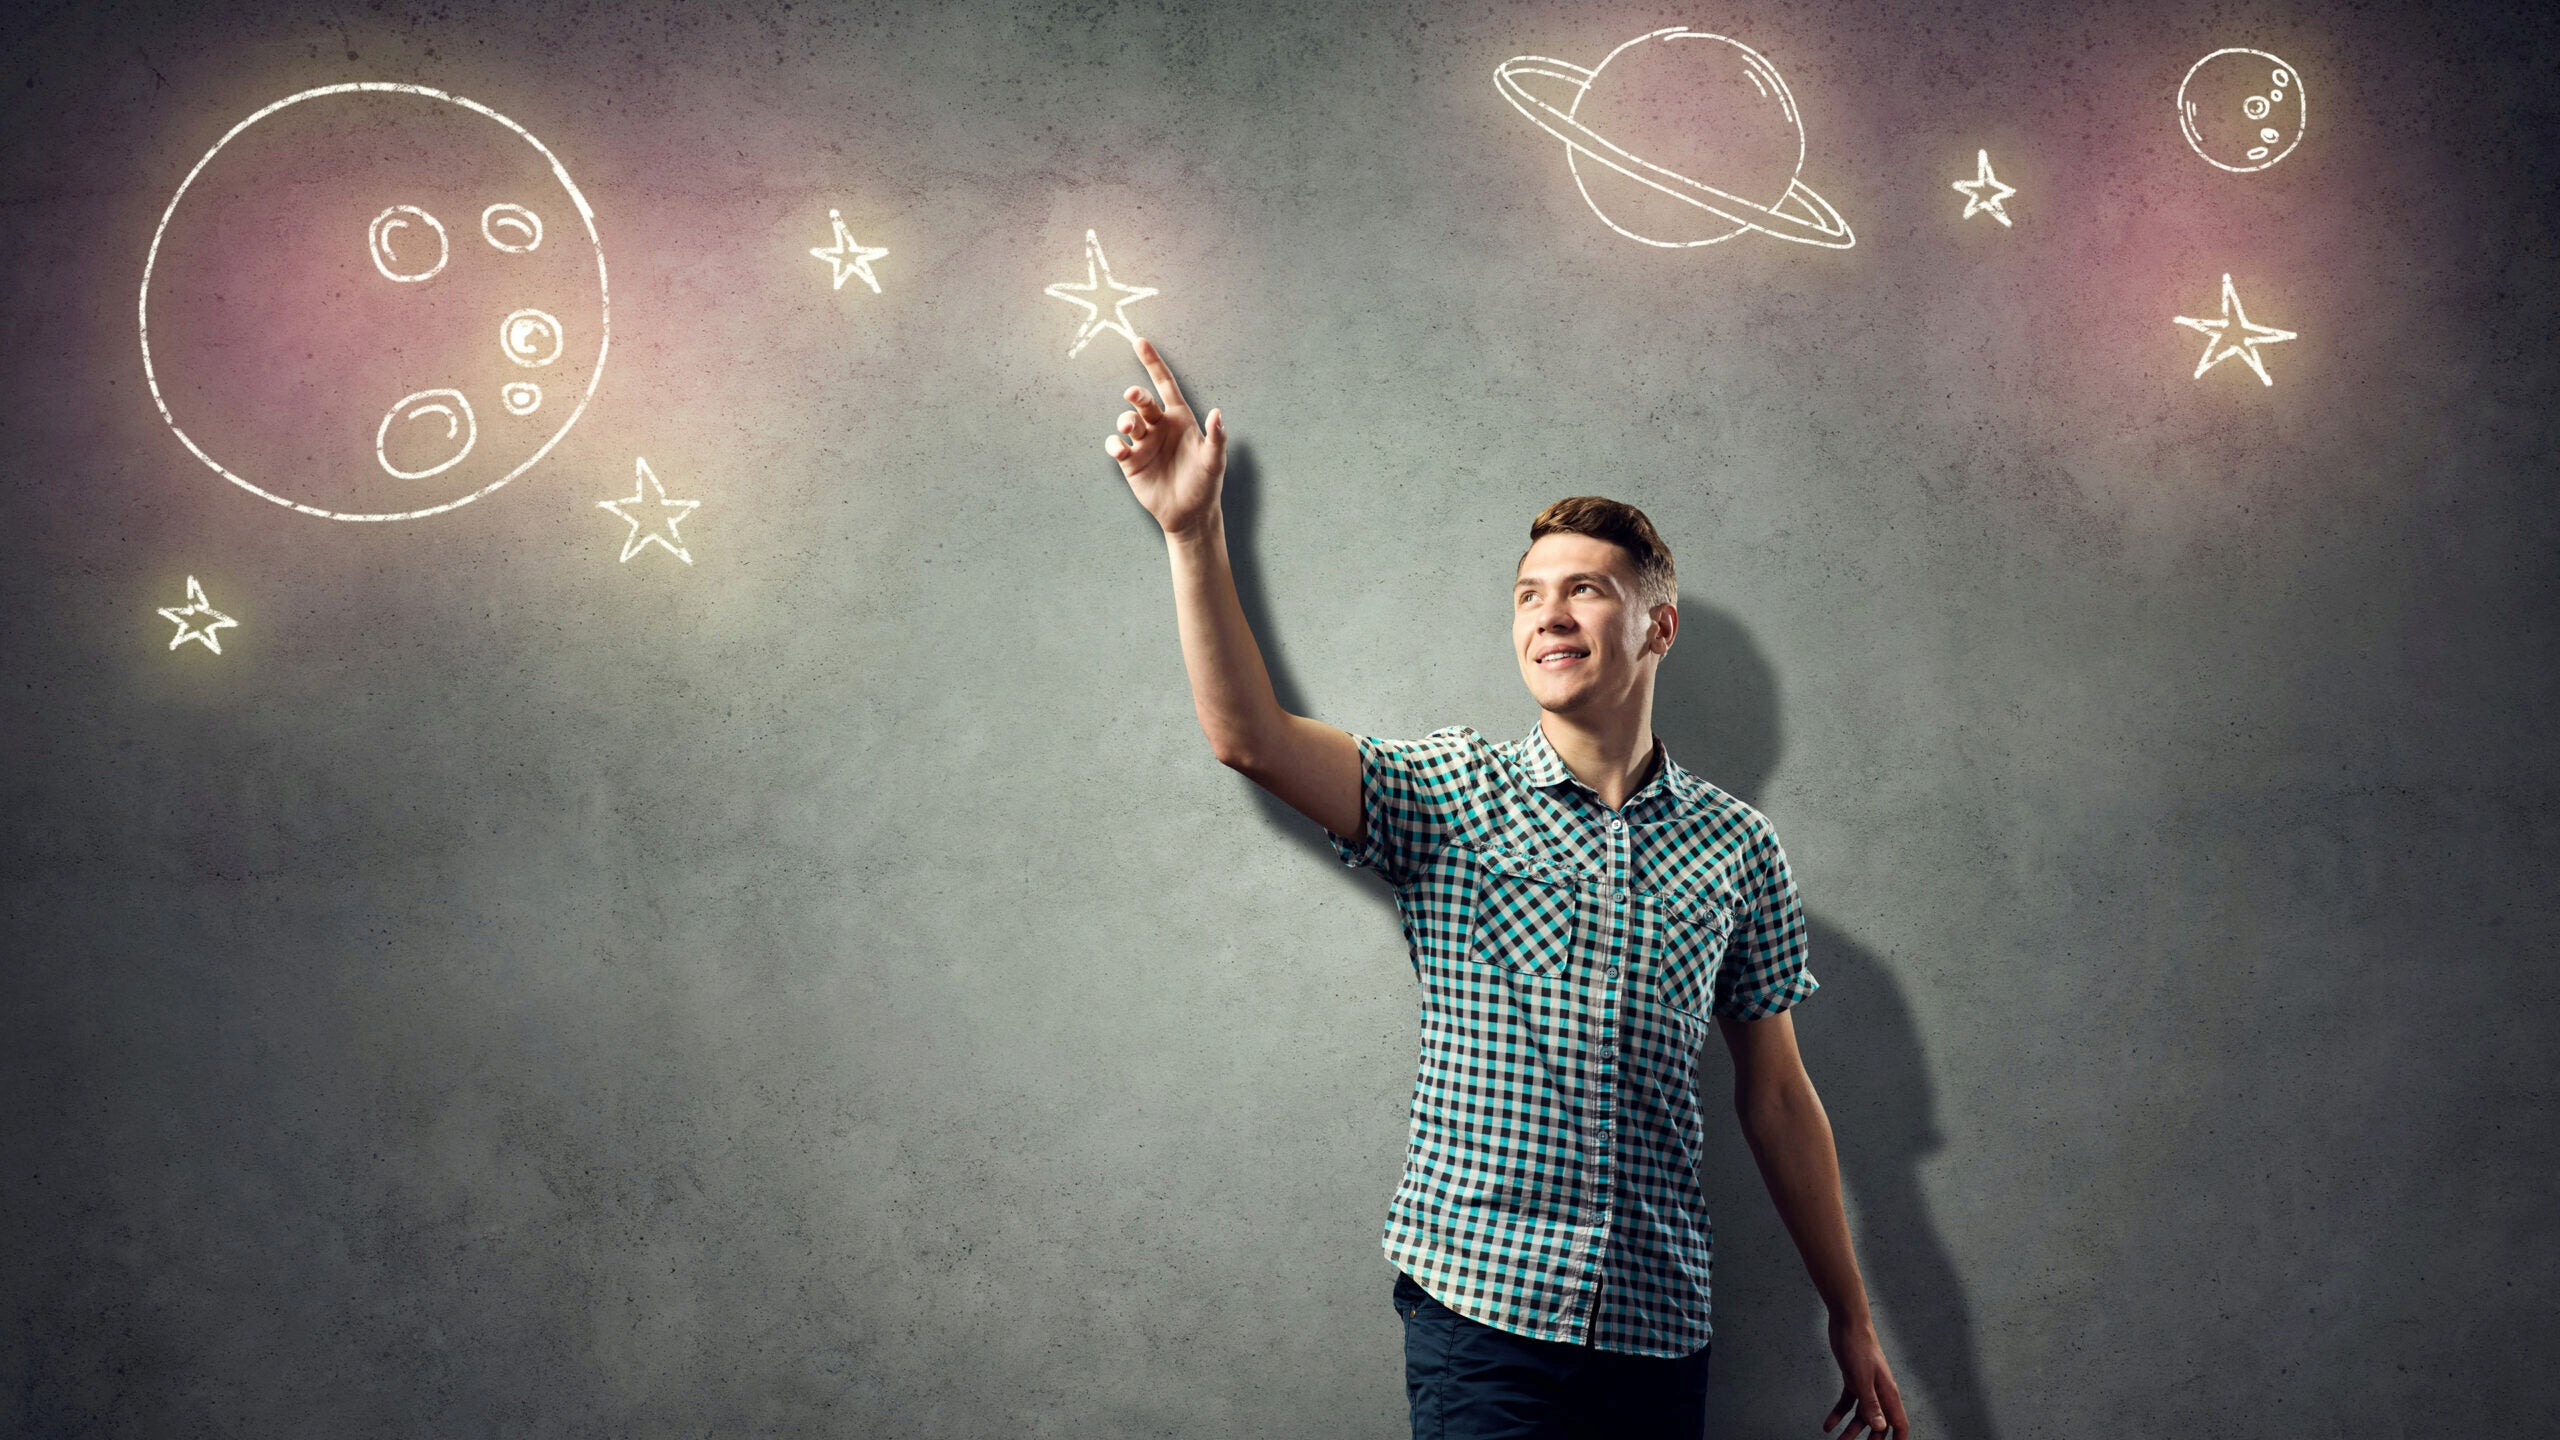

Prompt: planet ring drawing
xmin=139 ymin=82 xmax=610 ymax=523
xmin=1495 ymin=31 xmax=1854 ymax=250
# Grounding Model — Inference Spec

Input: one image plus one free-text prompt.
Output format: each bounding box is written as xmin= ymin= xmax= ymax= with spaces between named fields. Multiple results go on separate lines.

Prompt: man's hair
xmin=1521 ymin=496 xmax=1677 ymax=611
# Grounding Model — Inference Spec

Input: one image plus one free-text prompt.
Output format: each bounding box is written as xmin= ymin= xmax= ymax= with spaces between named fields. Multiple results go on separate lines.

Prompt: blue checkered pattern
xmin=1325 ymin=721 xmax=1818 ymax=1357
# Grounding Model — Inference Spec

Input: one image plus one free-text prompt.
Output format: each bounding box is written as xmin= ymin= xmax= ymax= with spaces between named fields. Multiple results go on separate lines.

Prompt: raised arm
xmin=1104 ymin=334 xmax=1362 ymax=842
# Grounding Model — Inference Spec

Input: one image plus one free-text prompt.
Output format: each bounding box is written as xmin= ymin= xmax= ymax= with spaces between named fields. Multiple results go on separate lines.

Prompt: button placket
xmin=1605 ymin=808 xmax=1628 ymax=978
xmin=1581 ymin=800 xmax=1628 ymax=1341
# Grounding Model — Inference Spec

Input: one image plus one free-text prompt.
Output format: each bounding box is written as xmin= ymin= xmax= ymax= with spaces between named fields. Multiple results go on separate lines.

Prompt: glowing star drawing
xmin=2173 ymin=273 xmax=2297 ymax=386
xmin=1044 ymin=230 xmax=1158 ymax=358
xmin=138 ymin=83 xmax=609 ymax=523
xmin=810 ymin=209 xmax=889 ymax=294
xmin=597 ymin=458 xmax=698 ymax=565
xmin=1951 ymin=149 xmax=2015 ymax=227
xmin=156 ymin=576 xmax=238 ymax=654
xmin=1494 ymin=28 xmax=1854 ymax=250
xmin=2179 ymin=49 xmax=2305 ymax=173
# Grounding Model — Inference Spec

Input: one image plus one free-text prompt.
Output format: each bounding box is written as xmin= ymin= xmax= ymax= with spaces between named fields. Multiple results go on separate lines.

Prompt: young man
xmin=1097 ymin=334 xmax=1911 ymax=1440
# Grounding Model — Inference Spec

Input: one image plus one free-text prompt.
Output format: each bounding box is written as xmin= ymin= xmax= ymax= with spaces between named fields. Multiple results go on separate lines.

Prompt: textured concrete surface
xmin=3 ymin=0 xmax=2555 ymax=1435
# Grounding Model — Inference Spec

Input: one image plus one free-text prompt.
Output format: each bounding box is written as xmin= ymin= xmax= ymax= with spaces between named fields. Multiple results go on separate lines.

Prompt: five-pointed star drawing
xmin=810 ymin=208 xmax=889 ymax=294
xmin=2173 ymin=273 xmax=2298 ymax=386
xmin=157 ymin=575 xmax=237 ymax=654
xmin=1044 ymin=229 xmax=1157 ymax=359
xmin=597 ymin=457 xmax=700 ymax=565
xmin=1951 ymin=149 xmax=2016 ymax=227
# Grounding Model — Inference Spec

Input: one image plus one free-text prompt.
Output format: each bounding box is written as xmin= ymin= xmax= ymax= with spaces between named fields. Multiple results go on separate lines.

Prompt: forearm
xmin=1165 ymin=507 xmax=1288 ymax=764
xmin=1734 ymin=1079 xmax=1873 ymax=1324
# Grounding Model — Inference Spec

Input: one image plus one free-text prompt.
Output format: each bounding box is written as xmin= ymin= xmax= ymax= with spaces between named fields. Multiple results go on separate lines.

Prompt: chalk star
xmin=810 ymin=208 xmax=889 ymax=294
xmin=157 ymin=575 xmax=238 ymax=654
xmin=1951 ymin=149 xmax=2016 ymax=227
xmin=1044 ymin=229 xmax=1156 ymax=359
xmin=597 ymin=457 xmax=699 ymax=565
xmin=2173 ymin=273 xmax=2297 ymax=386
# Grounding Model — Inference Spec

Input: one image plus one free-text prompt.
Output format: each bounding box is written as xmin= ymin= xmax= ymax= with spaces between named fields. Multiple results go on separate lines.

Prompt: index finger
xmin=1132 ymin=335 xmax=1190 ymax=415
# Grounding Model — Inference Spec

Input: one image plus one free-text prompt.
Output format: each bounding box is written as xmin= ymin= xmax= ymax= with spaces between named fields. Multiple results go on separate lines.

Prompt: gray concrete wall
xmin=3 ymin=0 xmax=2554 ymax=1434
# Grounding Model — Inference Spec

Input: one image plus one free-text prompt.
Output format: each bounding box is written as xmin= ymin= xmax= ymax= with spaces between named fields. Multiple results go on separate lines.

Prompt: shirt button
xmin=1614 ymin=889 xmax=1628 ymax=903
xmin=1606 ymin=964 xmax=1620 ymax=978
xmin=1609 ymin=818 xmax=1625 ymax=832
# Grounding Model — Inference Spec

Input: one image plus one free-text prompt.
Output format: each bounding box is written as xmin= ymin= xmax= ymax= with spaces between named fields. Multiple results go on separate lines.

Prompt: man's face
xmin=1513 ymin=532 xmax=1672 ymax=717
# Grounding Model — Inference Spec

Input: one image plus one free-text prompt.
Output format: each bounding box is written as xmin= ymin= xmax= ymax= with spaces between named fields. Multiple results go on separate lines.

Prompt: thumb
xmin=1206 ymin=408 xmax=1227 ymax=463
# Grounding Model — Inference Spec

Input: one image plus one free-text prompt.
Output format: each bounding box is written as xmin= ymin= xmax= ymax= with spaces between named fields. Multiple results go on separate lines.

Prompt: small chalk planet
xmin=2178 ymin=48 xmax=2306 ymax=173
xmin=1495 ymin=27 xmax=1854 ymax=250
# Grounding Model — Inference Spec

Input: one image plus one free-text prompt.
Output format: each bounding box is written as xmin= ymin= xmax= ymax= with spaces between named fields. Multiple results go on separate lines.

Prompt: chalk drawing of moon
xmin=2177 ymin=48 xmax=2306 ymax=173
xmin=139 ymin=83 xmax=610 ymax=522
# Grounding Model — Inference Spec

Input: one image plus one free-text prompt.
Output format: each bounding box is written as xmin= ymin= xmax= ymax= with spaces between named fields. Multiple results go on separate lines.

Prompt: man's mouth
xmin=1535 ymin=648 xmax=1588 ymax=669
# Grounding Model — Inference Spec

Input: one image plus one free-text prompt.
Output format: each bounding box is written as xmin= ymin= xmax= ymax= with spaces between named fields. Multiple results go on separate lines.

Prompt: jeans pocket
xmin=1393 ymin=1269 xmax=1432 ymax=1322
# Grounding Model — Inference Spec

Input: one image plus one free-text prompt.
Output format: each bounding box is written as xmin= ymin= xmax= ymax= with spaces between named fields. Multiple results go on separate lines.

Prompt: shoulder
xmin=1663 ymin=764 xmax=1780 ymax=841
xmin=1656 ymin=767 xmax=1795 ymax=895
xmin=1355 ymin=725 xmax=1493 ymax=789
xmin=1366 ymin=724 xmax=1490 ymax=761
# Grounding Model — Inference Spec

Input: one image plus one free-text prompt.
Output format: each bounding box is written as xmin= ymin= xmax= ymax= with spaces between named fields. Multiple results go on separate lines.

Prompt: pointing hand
xmin=1106 ymin=334 xmax=1226 ymax=541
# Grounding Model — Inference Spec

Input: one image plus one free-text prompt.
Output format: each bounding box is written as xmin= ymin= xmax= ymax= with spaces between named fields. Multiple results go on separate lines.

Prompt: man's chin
xmin=1527 ymin=677 xmax=1594 ymax=713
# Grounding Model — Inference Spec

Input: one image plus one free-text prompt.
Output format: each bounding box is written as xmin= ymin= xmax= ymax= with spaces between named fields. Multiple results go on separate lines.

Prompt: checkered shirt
xmin=1324 ymin=720 xmax=1818 ymax=1357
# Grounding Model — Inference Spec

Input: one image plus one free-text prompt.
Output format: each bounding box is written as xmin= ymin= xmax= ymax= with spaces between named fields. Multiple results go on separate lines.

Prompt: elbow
xmin=1734 ymin=1075 xmax=1821 ymax=1135
xmin=1207 ymin=733 xmax=1260 ymax=774
xmin=1734 ymin=1095 xmax=1784 ymax=1145
xmin=1205 ymin=714 xmax=1279 ymax=774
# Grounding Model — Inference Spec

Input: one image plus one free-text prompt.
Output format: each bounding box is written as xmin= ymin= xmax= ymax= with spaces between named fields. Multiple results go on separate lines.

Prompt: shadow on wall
xmin=1652 ymin=606 xmax=1998 ymax=1440
xmin=1205 ymin=441 xmax=1396 ymax=923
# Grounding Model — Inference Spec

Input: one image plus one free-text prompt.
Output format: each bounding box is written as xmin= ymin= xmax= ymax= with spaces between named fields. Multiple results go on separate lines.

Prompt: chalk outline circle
xmin=499 ymin=307 xmax=564 ymax=367
xmin=376 ymin=388 xmax=479 ymax=479
xmin=368 ymin=204 xmax=450 ymax=281
xmin=481 ymin=202 xmax=544 ymax=252
xmin=500 ymin=381 xmax=543 ymax=416
xmin=1572 ymin=29 xmax=1797 ymax=248
xmin=139 ymin=82 xmax=611 ymax=522
xmin=2177 ymin=47 xmax=2305 ymax=175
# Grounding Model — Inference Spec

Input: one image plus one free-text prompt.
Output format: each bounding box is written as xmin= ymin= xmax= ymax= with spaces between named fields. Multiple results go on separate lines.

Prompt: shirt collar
xmin=1519 ymin=719 xmax=1688 ymax=809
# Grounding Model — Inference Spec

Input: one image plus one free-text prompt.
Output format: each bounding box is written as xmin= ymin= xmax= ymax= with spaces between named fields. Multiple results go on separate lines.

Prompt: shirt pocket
xmin=1459 ymin=844 xmax=1582 ymax=979
xmin=1653 ymin=890 xmax=1737 ymax=1017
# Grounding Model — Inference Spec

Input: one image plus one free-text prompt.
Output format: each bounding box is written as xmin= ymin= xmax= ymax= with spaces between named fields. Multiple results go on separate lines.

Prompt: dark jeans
xmin=1394 ymin=1270 xmax=1713 ymax=1439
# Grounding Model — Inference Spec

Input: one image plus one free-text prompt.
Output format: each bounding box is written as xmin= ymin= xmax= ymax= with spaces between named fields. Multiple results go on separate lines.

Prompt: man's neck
xmin=1539 ymin=709 xmax=1662 ymax=811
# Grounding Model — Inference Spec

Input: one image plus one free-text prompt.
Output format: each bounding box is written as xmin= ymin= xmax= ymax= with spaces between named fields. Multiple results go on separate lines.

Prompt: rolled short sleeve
xmin=1711 ymin=815 xmax=1819 ymax=1022
xmin=1321 ymin=727 xmax=1478 ymax=888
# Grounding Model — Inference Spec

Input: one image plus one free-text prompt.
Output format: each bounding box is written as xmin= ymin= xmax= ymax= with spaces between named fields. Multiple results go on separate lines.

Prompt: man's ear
xmin=1649 ymin=602 xmax=1679 ymax=655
